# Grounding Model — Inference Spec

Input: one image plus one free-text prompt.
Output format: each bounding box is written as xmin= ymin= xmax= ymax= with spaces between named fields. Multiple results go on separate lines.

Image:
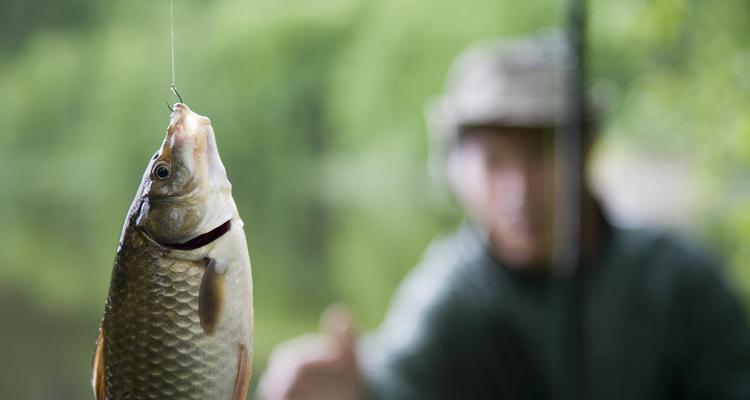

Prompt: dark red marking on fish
xmin=162 ymin=220 xmax=231 ymax=251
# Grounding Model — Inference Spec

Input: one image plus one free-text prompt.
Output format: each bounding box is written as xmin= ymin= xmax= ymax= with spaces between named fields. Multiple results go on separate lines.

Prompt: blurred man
xmin=257 ymin=33 xmax=750 ymax=399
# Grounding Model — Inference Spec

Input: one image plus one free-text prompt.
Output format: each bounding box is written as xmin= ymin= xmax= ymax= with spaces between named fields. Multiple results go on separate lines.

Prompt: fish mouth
xmin=155 ymin=219 xmax=232 ymax=251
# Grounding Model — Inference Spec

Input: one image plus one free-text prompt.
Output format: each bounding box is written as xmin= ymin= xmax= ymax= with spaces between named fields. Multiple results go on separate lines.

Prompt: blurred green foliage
xmin=0 ymin=0 xmax=748 ymax=398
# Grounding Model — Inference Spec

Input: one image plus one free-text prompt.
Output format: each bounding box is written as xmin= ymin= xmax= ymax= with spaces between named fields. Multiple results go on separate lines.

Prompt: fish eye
xmin=152 ymin=162 xmax=171 ymax=180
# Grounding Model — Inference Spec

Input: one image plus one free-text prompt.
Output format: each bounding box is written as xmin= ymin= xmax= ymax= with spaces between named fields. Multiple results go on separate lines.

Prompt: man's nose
xmin=495 ymin=166 xmax=530 ymax=213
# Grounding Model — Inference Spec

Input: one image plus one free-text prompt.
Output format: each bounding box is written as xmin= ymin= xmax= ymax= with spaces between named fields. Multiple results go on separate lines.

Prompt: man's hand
xmin=257 ymin=305 xmax=365 ymax=400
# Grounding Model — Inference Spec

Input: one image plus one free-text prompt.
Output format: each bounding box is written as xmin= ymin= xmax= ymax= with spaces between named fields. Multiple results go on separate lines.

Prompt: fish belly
xmin=102 ymin=233 xmax=243 ymax=400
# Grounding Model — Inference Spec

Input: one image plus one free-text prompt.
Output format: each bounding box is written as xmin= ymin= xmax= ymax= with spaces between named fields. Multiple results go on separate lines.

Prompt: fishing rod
xmin=550 ymin=0 xmax=587 ymax=397
xmin=555 ymin=0 xmax=585 ymax=280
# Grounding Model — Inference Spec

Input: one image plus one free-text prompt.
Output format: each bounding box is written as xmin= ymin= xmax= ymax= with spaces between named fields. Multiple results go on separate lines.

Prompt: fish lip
xmin=141 ymin=219 xmax=232 ymax=251
xmin=168 ymin=103 xmax=212 ymax=133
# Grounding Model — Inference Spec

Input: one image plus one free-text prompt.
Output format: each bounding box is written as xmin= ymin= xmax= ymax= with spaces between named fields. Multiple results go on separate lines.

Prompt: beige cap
xmin=426 ymin=31 xmax=612 ymax=183
xmin=426 ymin=31 xmax=606 ymax=141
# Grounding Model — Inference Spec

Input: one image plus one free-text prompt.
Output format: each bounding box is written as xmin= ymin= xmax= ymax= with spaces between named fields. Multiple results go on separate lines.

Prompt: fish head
xmin=134 ymin=103 xmax=237 ymax=246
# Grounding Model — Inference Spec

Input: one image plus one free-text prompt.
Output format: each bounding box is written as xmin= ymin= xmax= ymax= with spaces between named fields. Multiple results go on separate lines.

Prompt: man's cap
xmin=425 ymin=31 xmax=614 ymax=185
xmin=426 ymin=31 xmax=609 ymax=141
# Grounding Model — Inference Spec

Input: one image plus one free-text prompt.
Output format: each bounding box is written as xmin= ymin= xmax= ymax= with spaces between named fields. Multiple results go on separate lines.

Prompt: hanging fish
xmin=92 ymin=103 xmax=253 ymax=400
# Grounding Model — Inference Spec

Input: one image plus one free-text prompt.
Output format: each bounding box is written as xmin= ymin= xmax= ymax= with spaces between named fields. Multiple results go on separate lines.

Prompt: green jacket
xmin=360 ymin=224 xmax=750 ymax=399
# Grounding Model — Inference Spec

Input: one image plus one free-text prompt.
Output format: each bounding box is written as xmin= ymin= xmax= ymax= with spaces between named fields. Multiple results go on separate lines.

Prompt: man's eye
xmin=484 ymin=153 xmax=506 ymax=168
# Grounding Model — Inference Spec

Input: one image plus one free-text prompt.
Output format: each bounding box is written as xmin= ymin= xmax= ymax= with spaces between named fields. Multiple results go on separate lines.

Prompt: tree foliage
xmin=0 ymin=0 xmax=748 ymax=398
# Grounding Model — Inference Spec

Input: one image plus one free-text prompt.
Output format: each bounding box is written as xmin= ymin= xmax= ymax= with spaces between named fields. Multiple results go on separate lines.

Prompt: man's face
xmin=448 ymin=127 xmax=557 ymax=269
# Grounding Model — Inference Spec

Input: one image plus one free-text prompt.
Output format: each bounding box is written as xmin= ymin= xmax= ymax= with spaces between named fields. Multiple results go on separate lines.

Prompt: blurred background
xmin=1 ymin=0 xmax=749 ymax=398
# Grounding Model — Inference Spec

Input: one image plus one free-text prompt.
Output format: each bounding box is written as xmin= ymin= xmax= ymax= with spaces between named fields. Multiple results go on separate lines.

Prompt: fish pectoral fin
xmin=199 ymin=257 xmax=224 ymax=336
xmin=92 ymin=327 xmax=106 ymax=400
xmin=232 ymin=344 xmax=252 ymax=400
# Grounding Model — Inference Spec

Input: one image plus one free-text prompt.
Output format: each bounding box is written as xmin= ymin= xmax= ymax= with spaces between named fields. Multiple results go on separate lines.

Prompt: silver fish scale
xmin=102 ymin=227 xmax=241 ymax=399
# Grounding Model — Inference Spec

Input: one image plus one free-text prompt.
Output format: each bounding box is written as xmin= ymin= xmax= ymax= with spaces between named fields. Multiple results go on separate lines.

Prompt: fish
xmin=92 ymin=103 xmax=253 ymax=400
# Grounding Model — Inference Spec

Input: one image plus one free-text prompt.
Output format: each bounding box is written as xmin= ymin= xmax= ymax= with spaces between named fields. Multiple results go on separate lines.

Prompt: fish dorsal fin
xmin=232 ymin=344 xmax=251 ymax=400
xmin=92 ymin=327 xmax=106 ymax=400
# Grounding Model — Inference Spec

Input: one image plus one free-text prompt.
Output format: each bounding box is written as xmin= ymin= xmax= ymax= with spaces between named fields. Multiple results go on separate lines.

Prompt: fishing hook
xmin=166 ymin=84 xmax=184 ymax=112
xmin=171 ymin=84 xmax=184 ymax=103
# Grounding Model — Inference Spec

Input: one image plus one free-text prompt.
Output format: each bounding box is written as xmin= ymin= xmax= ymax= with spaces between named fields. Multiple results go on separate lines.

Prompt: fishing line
xmin=167 ymin=0 xmax=183 ymax=111
xmin=170 ymin=0 xmax=175 ymax=90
